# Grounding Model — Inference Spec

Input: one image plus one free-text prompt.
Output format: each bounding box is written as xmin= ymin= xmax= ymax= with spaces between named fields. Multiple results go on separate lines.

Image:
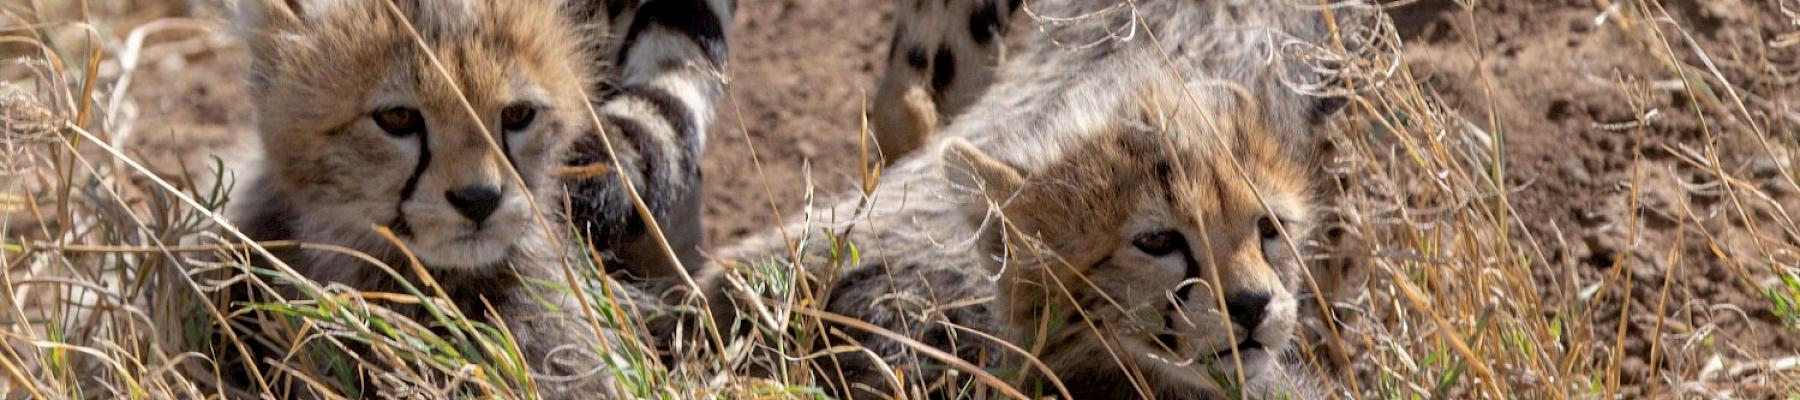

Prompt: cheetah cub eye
xmin=1132 ymin=230 xmax=1186 ymax=257
xmin=1256 ymin=216 xmax=1298 ymax=261
xmin=1256 ymin=216 xmax=1282 ymax=241
xmin=373 ymin=107 xmax=425 ymax=136
xmin=500 ymin=102 xmax=539 ymax=132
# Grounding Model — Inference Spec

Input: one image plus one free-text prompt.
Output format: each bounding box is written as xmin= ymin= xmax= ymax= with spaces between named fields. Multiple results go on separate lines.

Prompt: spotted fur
xmin=870 ymin=0 xmax=1022 ymax=160
xmin=712 ymin=0 xmax=1346 ymax=398
xmin=228 ymin=0 xmax=729 ymax=397
xmin=942 ymin=84 xmax=1319 ymax=399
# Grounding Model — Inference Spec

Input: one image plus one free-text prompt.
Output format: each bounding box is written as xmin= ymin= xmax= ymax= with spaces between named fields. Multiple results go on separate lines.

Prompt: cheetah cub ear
xmin=943 ymin=138 xmax=1023 ymax=202
xmin=235 ymin=0 xmax=343 ymax=31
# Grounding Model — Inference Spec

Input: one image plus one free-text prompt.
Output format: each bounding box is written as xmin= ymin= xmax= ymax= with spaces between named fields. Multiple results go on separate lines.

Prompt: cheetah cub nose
xmin=445 ymin=186 xmax=503 ymax=223
xmin=1225 ymin=291 xmax=1273 ymax=330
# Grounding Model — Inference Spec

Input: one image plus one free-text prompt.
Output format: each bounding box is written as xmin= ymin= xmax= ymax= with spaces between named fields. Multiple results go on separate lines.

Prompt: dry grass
xmin=1 ymin=0 xmax=1797 ymax=399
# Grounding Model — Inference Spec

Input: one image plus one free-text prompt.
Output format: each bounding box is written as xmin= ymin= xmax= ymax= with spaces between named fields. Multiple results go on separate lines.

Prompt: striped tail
xmin=562 ymin=0 xmax=732 ymax=281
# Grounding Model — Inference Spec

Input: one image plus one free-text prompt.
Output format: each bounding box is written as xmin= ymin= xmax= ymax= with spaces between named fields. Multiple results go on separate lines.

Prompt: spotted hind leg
xmin=869 ymin=0 xmax=1021 ymax=162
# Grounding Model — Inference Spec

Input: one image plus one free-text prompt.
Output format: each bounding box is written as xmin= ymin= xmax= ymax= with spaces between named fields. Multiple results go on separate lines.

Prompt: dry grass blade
xmin=7 ymin=0 xmax=1799 ymax=399
xmin=793 ymin=307 xmax=1031 ymax=400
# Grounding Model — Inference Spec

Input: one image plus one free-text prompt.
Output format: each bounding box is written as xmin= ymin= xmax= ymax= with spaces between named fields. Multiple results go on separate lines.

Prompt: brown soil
xmin=107 ymin=0 xmax=1798 ymax=396
xmin=1393 ymin=0 xmax=1798 ymax=392
xmin=699 ymin=0 xmax=894 ymax=242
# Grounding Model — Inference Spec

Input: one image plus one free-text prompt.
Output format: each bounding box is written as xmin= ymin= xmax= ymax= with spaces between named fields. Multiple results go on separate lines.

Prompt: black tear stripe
xmin=1172 ymin=245 xmax=1203 ymax=303
xmin=618 ymin=0 xmax=729 ymax=66
xmin=1156 ymin=241 xmax=1206 ymax=352
xmin=1149 ymin=163 xmax=1207 ymax=301
xmin=618 ymin=87 xmax=700 ymax=177
xmin=500 ymin=127 xmax=520 ymax=178
xmin=1143 ymin=163 xmax=1207 ymax=353
xmin=393 ymin=131 xmax=432 ymax=237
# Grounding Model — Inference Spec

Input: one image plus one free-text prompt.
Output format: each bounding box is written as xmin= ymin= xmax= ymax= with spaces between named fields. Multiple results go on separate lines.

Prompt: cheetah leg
xmin=871 ymin=84 xmax=940 ymax=162
xmin=564 ymin=0 xmax=732 ymax=282
xmin=869 ymin=0 xmax=1021 ymax=162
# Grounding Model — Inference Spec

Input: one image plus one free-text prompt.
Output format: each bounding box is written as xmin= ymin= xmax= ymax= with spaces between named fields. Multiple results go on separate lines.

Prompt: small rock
xmin=1560 ymin=159 xmax=1593 ymax=183
xmin=1747 ymin=155 xmax=1788 ymax=178
xmin=796 ymin=141 xmax=817 ymax=159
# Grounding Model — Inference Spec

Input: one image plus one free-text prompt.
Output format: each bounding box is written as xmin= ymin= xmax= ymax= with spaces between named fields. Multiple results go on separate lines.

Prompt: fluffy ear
xmin=236 ymin=0 xmax=349 ymax=33
xmin=235 ymin=0 xmax=298 ymax=33
xmin=944 ymin=138 xmax=1024 ymax=201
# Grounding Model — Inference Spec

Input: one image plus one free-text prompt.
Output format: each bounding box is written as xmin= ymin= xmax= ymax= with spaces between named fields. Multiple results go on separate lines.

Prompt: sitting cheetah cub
xmin=228 ymin=0 xmax=728 ymax=397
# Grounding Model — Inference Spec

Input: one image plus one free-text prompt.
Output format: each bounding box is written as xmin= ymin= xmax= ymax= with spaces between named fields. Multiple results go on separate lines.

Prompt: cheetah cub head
xmin=948 ymin=84 xmax=1318 ymax=397
xmin=238 ymin=0 xmax=593 ymax=270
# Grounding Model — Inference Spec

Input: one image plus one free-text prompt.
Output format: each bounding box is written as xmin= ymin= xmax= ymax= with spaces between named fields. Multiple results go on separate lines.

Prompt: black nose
xmin=445 ymin=186 xmax=502 ymax=223
xmin=1225 ymin=291 xmax=1272 ymax=330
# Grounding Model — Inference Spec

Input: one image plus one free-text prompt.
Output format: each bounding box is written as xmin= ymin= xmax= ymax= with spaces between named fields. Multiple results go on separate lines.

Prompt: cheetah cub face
xmin=948 ymin=85 xmax=1315 ymax=396
xmin=240 ymin=0 xmax=592 ymax=269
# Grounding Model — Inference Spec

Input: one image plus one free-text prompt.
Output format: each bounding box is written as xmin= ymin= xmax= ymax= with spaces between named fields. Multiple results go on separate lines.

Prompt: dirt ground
xmin=89 ymin=0 xmax=1798 ymax=395
xmin=698 ymin=0 xmax=893 ymax=242
xmin=1392 ymin=0 xmax=1799 ymax=389
xmin=712 ymin=4 xmax=1800 ymax=389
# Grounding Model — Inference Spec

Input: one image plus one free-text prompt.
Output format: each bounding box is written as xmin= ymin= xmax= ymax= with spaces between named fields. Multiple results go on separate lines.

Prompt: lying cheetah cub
xmin=714 ymin=79 xmax=1331 ymax=399
xmin=708 ymin=0 xmax=1348 ymax=397
xmin=944 ymin=82 xmax=1326 ymax=399
xmin=228 ymin=0 xmax=728 ymax=397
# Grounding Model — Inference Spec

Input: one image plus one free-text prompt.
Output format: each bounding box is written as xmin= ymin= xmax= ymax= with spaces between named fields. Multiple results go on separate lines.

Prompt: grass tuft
xmin=2 ymin=0 xmax=1797 ymax=399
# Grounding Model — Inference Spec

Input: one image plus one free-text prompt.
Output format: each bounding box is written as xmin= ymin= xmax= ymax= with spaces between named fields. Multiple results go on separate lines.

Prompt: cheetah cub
xmin=709 ymin=0 xmax=1351 ymax=397
xmin=944 ymin=82 xmax=1328 ymax=399
xmin=711 ymin=80 xmax=1333 ymax=399
xmin=228 ymin=0 xmax=728 ymax=397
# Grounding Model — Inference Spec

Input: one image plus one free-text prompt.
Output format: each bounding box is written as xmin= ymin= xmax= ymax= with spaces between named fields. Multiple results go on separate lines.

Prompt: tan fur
xmin=710 ymin=0 xmax=1349 ymax=398
xmin=229 ymin=0 xmax=625 ymax=397
xmin=237 ymin=0 xmax=592 ymax=269
xmin=868 ymin=0 xmax=1018 ymax=162
xmin=872 ymin=84 xmax=941 ymax=161
xmin=951 ymin=84 xmax=1319 ymax=399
